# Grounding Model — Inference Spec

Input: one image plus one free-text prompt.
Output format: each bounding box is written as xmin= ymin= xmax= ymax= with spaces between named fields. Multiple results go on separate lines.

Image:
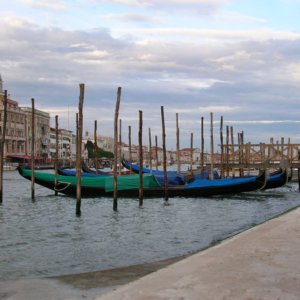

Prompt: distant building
xmin=21 ymin=107 xmax=50 ymax=159
xmin=49 ymin=127 xmax=74 ymax=162
xmin=0 ymin=95 xmax=27 ymax=157
xmin=0 ymin=75 xmax=50 ymax=162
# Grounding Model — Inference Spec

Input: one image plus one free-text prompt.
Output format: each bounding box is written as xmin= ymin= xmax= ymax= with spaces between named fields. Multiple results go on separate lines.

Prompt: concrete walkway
xmin=96 ymin=207 xmax=300 ymax=300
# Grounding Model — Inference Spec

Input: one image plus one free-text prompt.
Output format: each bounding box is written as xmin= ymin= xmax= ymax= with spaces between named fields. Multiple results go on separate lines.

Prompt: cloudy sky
xmin=1 ymin=0 xmax=300 ymax=150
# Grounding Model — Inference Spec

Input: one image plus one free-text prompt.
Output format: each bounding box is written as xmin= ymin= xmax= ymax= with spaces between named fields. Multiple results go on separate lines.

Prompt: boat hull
xmin=18 ymin=167 xmax=266 ymax=198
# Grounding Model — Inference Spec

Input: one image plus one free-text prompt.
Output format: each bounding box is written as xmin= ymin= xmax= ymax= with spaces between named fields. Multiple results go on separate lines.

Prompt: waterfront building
xmin=0 ymin=94 xmax=27 ymax=157
xmin=21 ymin=107 xmax=50 ymax=160
xmin=0 ymin=75 xmax=50 ymax=162
xmin=0 ymin=75 xmax=27 ymax=158
xmin=49 ymin=128 xmax=74 ymax=162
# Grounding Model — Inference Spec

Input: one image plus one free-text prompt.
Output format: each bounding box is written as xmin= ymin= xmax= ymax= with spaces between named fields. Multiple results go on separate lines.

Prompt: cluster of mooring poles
xmin=1 ymin=85 xmax=300 ymax=214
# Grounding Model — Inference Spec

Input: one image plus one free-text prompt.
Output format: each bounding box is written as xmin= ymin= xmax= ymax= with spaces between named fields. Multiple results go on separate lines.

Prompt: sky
xmin=1 ymin=0 xmax=300 ymax=151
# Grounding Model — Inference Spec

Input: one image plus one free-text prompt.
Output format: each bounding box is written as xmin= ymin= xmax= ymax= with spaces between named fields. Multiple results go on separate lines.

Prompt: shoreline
xmin=53 ymin=254 xmax=190 ymax=289
xmin=0 ymin=254 xmax=191 ymax=300
xmin=96 ymin=205 xmax=300 ymax=299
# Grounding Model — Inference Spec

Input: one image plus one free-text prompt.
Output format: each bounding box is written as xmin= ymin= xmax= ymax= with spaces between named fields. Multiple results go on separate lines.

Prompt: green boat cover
xmin=22 ymin=169 xmax=161 ymax=191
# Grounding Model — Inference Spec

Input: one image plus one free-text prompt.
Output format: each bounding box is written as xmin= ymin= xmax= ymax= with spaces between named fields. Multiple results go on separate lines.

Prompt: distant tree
xmin=85 ymin=140 xmax=114 ymax=159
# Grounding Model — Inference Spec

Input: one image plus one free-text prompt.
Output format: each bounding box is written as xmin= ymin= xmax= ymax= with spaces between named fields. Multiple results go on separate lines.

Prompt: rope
xmin=54 ymin=182 xmax=71 ymax=192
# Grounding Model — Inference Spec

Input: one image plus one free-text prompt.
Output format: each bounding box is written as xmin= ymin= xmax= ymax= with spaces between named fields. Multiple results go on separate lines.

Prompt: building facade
xmin=0 ymin=75 xmax=50 ymax=161
xmin=49 ymin=128 xmax=73 ymax=160
xmin=21 ymin=107 xmax=50 ymax=159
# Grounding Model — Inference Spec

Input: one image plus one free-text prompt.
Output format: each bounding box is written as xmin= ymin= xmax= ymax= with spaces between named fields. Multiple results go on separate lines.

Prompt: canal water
xmin=0 ymin=170 xmax=299 ymax=281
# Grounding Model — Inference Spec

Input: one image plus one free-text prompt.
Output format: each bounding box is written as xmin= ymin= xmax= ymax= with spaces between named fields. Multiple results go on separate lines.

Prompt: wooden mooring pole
xmin=220 ymin=116 xmax=224 ymax=178
xmin=128 ymin=125 xmax=132 ymax=173
xmin=54 ymin=115 xmax=59 ymax=196
xmin=138 ymin=111 xmax=144 ymax=207
xmin=210 ymin=112 xmax=214 ymax=180
xmin=161 ymin=106 xmax=168 ymax=202
xmin=94 ymin=120 xmax=99 ymax=173
xmin=148 ymin=128 xmax=152 ymax=171
xmin=226 ymin=125 xmax=230 ymax=177
xmin=113 ymin=87 xmax=121 ymax=211
xmin=31 ymin=98 xmax=35 ymax=200
xmin=200 ymin=117 xmax=204 ymax=176
xmin=190 ymin=132 xmax=193 ymax=176
xmin=118 ymin=119 xmax=122 ymax=175
xmin=230 ymin=126 xmax=234 ymax=177
xmin=76 ymin=84 xmax=84 ymax=216
xmin=176 ymin=113 xmax=180 ymax=174
xmin=155 ymin=135 xmax=158 ymax=171
xmin=0 ymin=90 xmax=8 ymax=204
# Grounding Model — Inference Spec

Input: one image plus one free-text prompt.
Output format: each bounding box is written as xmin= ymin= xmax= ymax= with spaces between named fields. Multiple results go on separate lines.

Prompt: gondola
xmin=122 ymin=160 xmax=287 ymax=190
xmin=263 ymin=168 xmax=288 ymax=190
xmin=121 ymin=159 xmax=220 ymax=182
xmin=18 ymin=166 xmax=266 ymax=198
xmin=57 ymin=168 xmax=111 ymax=177
xmin=81 ymin=163 xmax=109 ymax=174
xmin=82 ymin=162 xmax=132 ymax=175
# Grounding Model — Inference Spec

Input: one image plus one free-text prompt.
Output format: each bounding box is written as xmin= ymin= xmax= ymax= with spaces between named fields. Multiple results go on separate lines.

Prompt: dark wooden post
xmin=155 ymin=135 xmax=158 ymax=171
xmin=76 ymin=113 xmax=78 ymax=161
xmin=238 ymin=132 xmax=242 ymax=176
xmin=240 ymin=131 xmax=244 ymax=176
xmin=245 ymin=142 xmax=250 ymax=174
xmin=176 ymin=113 xmax=180 ymax=174
xmin=226 ymin=125 xmax=230 ymax=177
xmin=113 ymin=87 xmax=121 ymax=211
xmin=190 ymin=132 xmax=193 ymax=176
xmin=281 ymin=137 xmax=284 ymax=159
xmin=230 ymin=126 xmax=234 ymax=155
xmin=0 ymin=90 xmax=8 ymax=204
xmin=288 ymin=137 xmax=291 ymax=162
xmin=270 ymin=137 xmax=274 ymax=159
xmin=230 ymin=126 xmax=234 ymax=177
xmin=148 ymin=128 xmax=152 ymax=171
xmin=31 ymin=98 xmax=35 ymax=200
xmin=138 ymin=111 xmax=143 ymax=207
xmin=200 ymin=117 xmax=204 ymax=176
xmin=76 ymin=84 xmax=84 ymax=216
xmin=128 ymin=125 xmax=132 ymax=173
xmin=210 ymin=112 xmax=214 ymax=180
xmin=118 ymin=119 xmax=122 ymax=175
xmin=94 ymin=120 xmax=99 ymax=173
xmin=161 ymin=106 xmax=168 ymax=202
xmin=54 ymin=115 xmax=59 ymax=196
xmin=220 ymin=116 xmax=224 ymax=178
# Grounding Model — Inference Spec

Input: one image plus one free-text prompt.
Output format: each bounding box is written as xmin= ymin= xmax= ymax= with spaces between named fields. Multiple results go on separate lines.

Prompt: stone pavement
xmin=96 ymin=206 xmax=300 ymax=300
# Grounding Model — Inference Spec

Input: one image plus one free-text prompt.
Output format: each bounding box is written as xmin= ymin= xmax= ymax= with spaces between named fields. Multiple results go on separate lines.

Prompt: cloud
xmin=170 ymin=105 xmax=240 ymax=114
xmin=103 ymin=13 xmax=157 ymax=24
xmin=85 ymin=0 xmax=233 ymax=16
xmin=213 ymin=11 xmax=266 ymax=24
xmin=89 ymin=0 xmax=232 ymax=7
xmin=1 ymin=13 xmax=300 ymax=146
xmin=20 ymin=0 xmax=68 ymax=10
xmin=111 ymin=27 xmax=300 ymax=42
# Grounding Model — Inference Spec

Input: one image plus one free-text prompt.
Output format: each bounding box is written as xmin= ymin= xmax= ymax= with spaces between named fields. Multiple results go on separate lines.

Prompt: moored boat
xmin=58 ymin=168 xmax=111 ymax=177
xmin=18 ymin=166 xmax=266 ymax=198
xmin=263 ymin=168 xmax=288 ymax=190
